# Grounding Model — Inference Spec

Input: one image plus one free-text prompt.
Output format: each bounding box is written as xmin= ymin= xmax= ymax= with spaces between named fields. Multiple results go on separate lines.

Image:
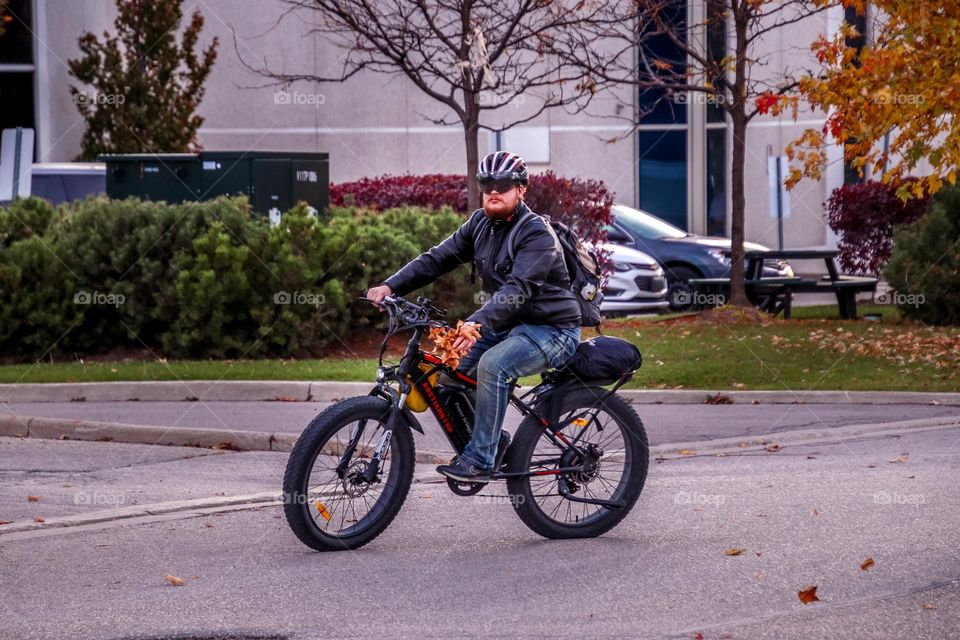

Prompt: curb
xmin=1 ymin=381 xmax=959 ymax=405
xmin=0 ymin=414 xmax=453 ymax=464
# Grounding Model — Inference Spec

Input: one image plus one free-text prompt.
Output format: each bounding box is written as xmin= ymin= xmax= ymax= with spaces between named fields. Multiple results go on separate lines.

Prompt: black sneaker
xmin=436 ymin=456 xmax=491 ymax=483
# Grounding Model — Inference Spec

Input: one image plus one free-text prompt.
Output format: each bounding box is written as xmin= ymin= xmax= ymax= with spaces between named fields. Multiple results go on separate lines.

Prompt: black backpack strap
xmin=507 ymin=209 xmax=563 ymax=263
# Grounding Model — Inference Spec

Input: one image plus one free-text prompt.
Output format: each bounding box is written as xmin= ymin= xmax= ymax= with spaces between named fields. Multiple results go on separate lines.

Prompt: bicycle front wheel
xmin=282 ymin=395 xmax=415 ymax=551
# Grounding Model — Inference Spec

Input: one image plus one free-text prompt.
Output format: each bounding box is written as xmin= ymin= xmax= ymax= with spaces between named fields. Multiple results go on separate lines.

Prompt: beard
xmin=482 ymin=196 xmax=517 ymax=219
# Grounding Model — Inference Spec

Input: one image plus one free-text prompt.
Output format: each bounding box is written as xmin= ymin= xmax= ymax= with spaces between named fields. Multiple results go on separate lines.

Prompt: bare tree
xmin=546 ymin=0 xmax=833 ymax=307
xmin=238 ymin=0 xmax=603 ymax=210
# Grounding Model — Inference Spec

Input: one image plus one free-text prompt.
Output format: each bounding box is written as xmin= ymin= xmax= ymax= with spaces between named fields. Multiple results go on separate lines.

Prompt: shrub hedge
xmin=0 ymin=196 xmax=473 ymax=361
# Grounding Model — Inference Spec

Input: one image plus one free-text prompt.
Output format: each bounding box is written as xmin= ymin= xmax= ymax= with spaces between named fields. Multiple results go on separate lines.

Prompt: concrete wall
xmin=32 ymin=0 xmax=843 ymax=249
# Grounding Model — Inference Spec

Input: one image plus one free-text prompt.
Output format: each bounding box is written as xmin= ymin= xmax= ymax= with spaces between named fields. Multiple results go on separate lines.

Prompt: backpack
xmin=507 ymin=210 xmax=604 ymax=327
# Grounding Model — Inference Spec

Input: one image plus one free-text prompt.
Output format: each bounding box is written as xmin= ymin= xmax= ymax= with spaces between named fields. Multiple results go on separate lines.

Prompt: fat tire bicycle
xmin=282 ymin=295 xmax=649 ymax=551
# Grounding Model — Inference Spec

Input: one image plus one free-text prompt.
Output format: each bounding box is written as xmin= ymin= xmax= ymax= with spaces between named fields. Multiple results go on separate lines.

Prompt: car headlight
xmin=707 ymin=248 xmax=731 ymax=266
xmin=612 ymin=261 xmax=632 ymax=272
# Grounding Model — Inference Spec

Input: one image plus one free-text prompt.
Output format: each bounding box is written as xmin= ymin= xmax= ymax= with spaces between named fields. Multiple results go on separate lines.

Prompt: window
xmin=0 ymin=0 xmax=35 ymax=138
xmin=637 ymin=0 xmax=688 ymax=229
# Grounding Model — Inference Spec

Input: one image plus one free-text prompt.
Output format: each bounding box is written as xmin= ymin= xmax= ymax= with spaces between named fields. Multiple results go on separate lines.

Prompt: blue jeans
xmin=455 ymin=324 xmax=580 ymax=469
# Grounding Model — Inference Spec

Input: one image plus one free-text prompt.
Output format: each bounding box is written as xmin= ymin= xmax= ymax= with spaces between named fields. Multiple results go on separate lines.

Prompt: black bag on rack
xmin=557 ymin=336 xmax=642 ymax=384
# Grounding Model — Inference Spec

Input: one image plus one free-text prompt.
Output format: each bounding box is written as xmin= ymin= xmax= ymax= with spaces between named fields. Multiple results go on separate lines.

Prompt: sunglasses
xmin=479 ymin=179 xmax=520 ymax=194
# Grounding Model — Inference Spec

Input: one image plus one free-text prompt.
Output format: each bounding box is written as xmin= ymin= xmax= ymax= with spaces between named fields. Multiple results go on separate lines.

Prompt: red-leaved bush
xmin=827 ymin=180 xmax=930 ymax=275
xmin=330 ymin=174 xmax=469 ymax=214
xmin=330 ymin=171 xmax=613 ymax=245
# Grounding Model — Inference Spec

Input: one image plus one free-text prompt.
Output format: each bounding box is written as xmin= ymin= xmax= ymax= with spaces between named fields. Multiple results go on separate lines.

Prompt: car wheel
xmin=664 ymin=265 xmax=700 ymax=311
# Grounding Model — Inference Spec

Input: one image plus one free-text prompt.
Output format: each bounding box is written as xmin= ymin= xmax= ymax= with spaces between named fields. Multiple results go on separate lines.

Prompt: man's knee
xmin=476 ymin=349 xmax=509 ymax=382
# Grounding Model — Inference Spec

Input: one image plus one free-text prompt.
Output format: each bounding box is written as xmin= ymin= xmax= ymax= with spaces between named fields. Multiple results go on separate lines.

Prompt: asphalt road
xmin=3 ymin=400 xmax=958 ymax=453
xmin=1 ymin=423 xmax=959 ymax=639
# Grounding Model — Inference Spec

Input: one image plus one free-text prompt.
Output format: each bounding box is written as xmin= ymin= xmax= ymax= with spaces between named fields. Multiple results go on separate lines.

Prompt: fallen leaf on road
xmin=860 ymin=557 xmax=876 ymax=571
xmin=164 ymin=574 xmax=185 ymax=587
xmin=765 ymin=444 xmax=782 ymax=452
xmin=705 ymin=393 xmax=733 ymax=405
xmin=889 ymin=455 xmax=909 ymax=464
xmin=723 ymin=548 xmax=746 ymax=556
xmin=922 ymin=602 xmax=937 ymax=610
xmin=272 ymin=396 xmax=301 ymax=402
xmin=0 ymin=519 xmax=11 ymax=525
xmin=812 ymin=508 xmax=820 ymax=517
xmin=738 ymin=442 xmax=750 ymax=448
xmin=33 ymin=516 xmax=44 ymax=523
xmin=807 ymin=456 xmax=817 ymax=460
xmin=867 ymin=464 xmax=877 ymax=468
xmin=677 ymin=449 xmax=697 ymax=456
xmin=27 ymin=495 xmax=40 ymax=502
xmin=798 ymin=585 xmax=820 ymax=604
xmin=754 ymin=571 xmax=764 ymax=581
xmin=213 ymin=441 xmax=239 ymax=451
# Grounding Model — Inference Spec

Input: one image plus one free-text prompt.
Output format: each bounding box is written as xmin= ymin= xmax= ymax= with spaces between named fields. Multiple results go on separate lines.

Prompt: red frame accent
xmin=421 ymin=352 xmax=477 ymax=387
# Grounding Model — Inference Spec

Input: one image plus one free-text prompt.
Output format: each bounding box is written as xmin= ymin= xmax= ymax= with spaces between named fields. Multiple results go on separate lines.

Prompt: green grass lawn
xmin=1 ymin=305 xmax=956 ymax=392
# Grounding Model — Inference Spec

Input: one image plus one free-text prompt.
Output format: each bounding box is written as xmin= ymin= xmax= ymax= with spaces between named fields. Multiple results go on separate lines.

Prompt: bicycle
xmin=282 ymin=295 xmax=649 ymax=551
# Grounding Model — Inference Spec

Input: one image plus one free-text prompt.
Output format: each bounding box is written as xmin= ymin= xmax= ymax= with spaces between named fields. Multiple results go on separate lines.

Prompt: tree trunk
xmin=728 ymin=1 xmax=750 ymax=308
xmin=464 ymin=117 xmax=481 ymax=211
xmin=729 ymin=107 xmax=749 ymax=307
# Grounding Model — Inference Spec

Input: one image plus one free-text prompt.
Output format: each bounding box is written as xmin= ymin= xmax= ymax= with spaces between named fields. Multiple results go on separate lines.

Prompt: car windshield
xmin=613 ymin=205 xmax=689 ymax=240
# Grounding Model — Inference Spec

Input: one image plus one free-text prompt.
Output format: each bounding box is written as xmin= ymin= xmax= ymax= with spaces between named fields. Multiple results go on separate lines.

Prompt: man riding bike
xmin=364 ymin=151 xmax=581 ymax=483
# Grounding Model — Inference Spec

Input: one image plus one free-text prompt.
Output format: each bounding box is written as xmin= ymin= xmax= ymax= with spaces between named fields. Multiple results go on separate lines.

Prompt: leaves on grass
xmin=798 ymin=585 xmax=820 ymax=604
xmin=427 ymin=321 xmax=481 ymax=369
xmin=723 ymin=548 xmax=746 ymax=556
xmin=860 ymin=557 xmax=876 ymax=571
xmin=164 ymin=574 xmax=185 ymax=587
xmin=805 ymin=326 xmax=960 ymax=370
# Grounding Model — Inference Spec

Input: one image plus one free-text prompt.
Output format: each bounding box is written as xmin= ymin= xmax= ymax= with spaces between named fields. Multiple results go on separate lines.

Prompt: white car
xmin=597 ymin=242 xmax=669 ymax=316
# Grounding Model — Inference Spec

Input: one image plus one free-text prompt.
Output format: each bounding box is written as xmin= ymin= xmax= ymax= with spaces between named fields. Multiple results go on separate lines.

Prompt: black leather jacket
xmin=383 ymin=202 xmax=581 ymax=332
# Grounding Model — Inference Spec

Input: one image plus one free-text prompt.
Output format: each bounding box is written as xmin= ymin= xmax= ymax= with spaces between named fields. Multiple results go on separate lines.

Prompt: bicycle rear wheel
xmin=506 ymin=387 xmax=648 ymax=539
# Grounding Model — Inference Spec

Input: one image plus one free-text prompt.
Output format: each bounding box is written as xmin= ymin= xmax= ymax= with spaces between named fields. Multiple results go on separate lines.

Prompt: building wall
xmin=30 ymin=0 xmax=843 ymax=249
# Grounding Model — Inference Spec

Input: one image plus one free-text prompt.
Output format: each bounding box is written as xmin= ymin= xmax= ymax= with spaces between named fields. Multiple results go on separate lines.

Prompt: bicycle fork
xmin=360 ymin=391 xmax=406 ymax=483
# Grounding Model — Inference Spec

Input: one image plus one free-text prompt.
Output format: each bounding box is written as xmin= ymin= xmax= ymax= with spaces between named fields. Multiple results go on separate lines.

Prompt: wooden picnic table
xmin=692 ymin=248 xmax=878 ymax=319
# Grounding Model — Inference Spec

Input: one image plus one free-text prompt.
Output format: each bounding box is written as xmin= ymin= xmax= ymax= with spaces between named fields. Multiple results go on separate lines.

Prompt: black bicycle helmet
xmin=477 ymin=151 xmax=528 ymax=185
